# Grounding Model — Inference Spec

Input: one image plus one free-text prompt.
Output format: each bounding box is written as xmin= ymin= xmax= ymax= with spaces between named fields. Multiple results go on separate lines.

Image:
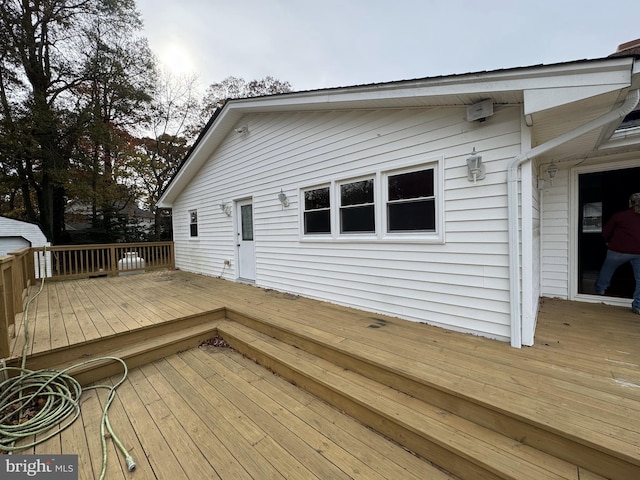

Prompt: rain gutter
xmin=507 ymin=88 xmax=640 ymax=348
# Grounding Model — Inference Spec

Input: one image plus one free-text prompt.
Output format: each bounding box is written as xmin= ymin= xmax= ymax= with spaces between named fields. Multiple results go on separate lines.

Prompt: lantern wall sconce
xmin=538 ymin=161 xmax=559 ymax=190
xmin=278 ymin=189 xmax=290 ymax=208
xmin=466 ymin=148 xmax=486 ymax=184
xmin=219 ymin=202 xmax=232 ymax=217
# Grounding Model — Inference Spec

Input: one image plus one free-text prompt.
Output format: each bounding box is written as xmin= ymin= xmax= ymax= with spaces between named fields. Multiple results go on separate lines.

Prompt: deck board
xmin=12 ymin=346 xmax=453 ymax=479
xmin=7 ymin=270 xmax=639 ymax=479
xmin=183 ymin=349 xmax=394 ymax=480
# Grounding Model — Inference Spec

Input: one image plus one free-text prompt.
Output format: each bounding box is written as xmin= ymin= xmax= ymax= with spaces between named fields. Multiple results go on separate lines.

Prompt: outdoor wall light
xmin=234 ymin=125 xmax=249 ymax=135
xmin=466 ymin=147 xmax=486 ymax=184
xmin=278 ymin=189 xmax=290 ymax=208
xmin=219 ymin=202 xmax=232 ymax=216
xmin=538 ymin=161 xmax=559 ymax=190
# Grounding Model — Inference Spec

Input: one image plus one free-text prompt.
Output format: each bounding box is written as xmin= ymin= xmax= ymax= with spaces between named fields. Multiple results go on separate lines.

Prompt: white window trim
xmin=189 ymin=209 xmax=198 ymax=239
xmin=336 ymin=175 xmax=377 ymax=239
xmin=301 ymin=184 xmax=332 ymax=236
xmin=381 ymin=161 xmax=444 ymax=243
xmin=299 ymin=156 xmax=444 ymax=244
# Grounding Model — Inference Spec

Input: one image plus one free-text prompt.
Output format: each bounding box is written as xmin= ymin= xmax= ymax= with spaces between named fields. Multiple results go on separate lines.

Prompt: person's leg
xmin=629 ymin=255 xmax=640 ymax=312
xmin=595 ymin=250 xmax=631 ymax=294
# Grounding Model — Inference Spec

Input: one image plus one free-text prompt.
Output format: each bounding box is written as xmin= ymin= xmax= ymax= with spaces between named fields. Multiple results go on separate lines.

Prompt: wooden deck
xmin=4 ymin=270 xmax=640 ymax=479
xmin=15 ymin=346 xmax=448 ymax=479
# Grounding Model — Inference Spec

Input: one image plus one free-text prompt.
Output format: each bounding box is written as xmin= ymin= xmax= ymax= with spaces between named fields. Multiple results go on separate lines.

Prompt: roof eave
xmin=157 ymin=57 xmax=636 ymax=208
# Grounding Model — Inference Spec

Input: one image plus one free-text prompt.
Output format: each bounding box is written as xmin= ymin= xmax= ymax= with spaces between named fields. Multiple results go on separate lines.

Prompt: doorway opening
xmin=577 ymin=166 xmax=640 ymax=298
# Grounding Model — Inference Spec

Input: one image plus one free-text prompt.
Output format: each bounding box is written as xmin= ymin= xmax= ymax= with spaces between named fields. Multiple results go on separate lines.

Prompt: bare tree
xmin=132 ymin=73 xmax=200 ymax=239
xmin=193 ymin=76 xmax=293 ymax=134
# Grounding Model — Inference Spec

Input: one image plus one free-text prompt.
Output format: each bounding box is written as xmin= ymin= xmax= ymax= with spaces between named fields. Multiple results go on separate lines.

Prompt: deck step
xmin=12 ymin=309 xmax=225 ymax=385
xmin=224 ymin=309 xmax=637 ymax=480
xmin=217 ymin=320 xmax=597 ymax=480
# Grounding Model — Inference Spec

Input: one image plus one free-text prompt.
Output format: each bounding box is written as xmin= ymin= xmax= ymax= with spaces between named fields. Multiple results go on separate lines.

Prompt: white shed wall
xmin=0 ymin=217 xmax=51 ymax=278
xmin=172 ymin=106 xmax=522 ymax=341
xmin=0 ymin=236 xmax=30 ymax=256
xmin=0 ymin=217 xmax=47 ymax=248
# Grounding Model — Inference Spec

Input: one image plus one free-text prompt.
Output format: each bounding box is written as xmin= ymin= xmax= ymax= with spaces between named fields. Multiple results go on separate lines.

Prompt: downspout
xmin=507 ymin=88 xmax=639 ymax=348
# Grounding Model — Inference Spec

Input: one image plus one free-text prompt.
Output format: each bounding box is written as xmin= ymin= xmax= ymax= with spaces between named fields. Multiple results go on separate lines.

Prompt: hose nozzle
xmin=125 ymin=456 xmax=136 ymax=472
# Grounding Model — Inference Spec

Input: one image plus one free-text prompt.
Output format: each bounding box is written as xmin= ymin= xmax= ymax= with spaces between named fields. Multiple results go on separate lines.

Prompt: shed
xmin=158 ymin=56 xmax=640 ymax=347
xmin=0 ymin=216 xmax=51 ymax=278
xmin=0 ymin=216 xmax=49 ymax=256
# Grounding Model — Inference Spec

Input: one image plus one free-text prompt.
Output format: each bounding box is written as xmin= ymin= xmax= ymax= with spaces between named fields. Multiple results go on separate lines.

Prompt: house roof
xmin=158 ymin=56 xmax=639 ymax=208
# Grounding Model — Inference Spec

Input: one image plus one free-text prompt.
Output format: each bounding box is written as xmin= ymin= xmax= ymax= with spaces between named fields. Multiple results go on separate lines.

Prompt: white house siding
xmin=172 ymin=106 xmax=523 ymax=341
xmin=540 ymin=168 xmax=571 ymax=299
xmin=540 ymin=154 xmax=640 ymax=302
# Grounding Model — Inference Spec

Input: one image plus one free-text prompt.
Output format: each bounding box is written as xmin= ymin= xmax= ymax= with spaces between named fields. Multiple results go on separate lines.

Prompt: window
xmin=304 ymin=187 xmax=331 ymax=234
xmin=386 ymin=168 xmax=435 ymax=232
xmin=300 ymin=159 xmax=441 ymax=241
xmin=240 ymin=204 xmax=253 ymax=240
xmin=340 ymin=179 xmax=375 ymax=233
xmin=189 ymin=210 xmax=198 ymax=237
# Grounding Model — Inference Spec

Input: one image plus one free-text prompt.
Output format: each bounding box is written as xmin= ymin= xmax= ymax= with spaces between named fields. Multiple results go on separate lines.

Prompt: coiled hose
xmin=0 ymin=265 xmax=135 ymax=478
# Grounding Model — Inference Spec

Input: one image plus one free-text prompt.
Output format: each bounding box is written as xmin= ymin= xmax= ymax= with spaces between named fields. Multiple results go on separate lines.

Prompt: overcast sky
xmin=136 ymin=0 xmax=639 ymax=93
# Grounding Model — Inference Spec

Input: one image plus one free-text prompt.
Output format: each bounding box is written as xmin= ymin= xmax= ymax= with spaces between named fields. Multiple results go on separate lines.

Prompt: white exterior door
xmin=236 ymin=199 xmax=256 ymax=281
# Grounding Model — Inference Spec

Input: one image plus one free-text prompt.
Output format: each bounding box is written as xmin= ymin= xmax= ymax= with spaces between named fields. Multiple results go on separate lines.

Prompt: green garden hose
xmin=0 ymin=263 xmax=135 ymax=479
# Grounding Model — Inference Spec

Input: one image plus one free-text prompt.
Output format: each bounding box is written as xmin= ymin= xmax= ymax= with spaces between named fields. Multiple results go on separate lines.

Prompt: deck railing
xmin=32 ymin=242 xmax=175 ymax=281
xmin=0 ymin=241 xmax=174 ymax=357
xmin=0 ymin=247 xmax=34 ymax=358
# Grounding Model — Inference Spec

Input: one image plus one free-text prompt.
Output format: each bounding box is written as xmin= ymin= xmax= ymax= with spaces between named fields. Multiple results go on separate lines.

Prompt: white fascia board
xmin=157 ymin=58 xmax=634 ymax=208
xmin=234 ymin=58 xmax=635 ymax=111
xmin=524 ymin=83 xmax=630 ymax=116
xmin=157 ymin=106 xmax=243 ymax=207
xmin=523 ymin=59 xmax=634 ymax=115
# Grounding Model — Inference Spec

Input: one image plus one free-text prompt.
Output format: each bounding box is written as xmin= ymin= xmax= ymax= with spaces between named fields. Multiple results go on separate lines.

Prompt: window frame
xmin=382 ymin=161 xmax=443 ymax=243
xmin=299 ymin=156 xmax=444 ymax=243
xmin=302 ymin=185 xmax=332 ymax=235
xmin=189 ymin=209 xmax=198 ymax=238
xmin=337 ymin=176 xmax=377 ymax=237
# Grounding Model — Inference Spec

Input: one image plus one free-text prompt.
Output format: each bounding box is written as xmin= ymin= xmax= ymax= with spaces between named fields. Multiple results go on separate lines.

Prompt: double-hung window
xmin=386 ymin=168 xmax=435 ymax=232
xmin=303 ymin=187 xmax=331 ymax=234
xmin=339 ymin=178 xmax=375 ymax=234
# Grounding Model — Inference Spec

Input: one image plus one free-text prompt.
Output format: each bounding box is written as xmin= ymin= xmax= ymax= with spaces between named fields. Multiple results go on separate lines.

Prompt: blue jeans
xmin=595 ymin=250 xmax=640 ymax=310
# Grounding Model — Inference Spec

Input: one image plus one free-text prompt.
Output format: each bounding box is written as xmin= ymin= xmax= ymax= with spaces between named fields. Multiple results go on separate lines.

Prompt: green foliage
xmin=0 ymin=0 xmax=293 ymax=244
xmin=0 ymin=0 xmax=153 ymax=243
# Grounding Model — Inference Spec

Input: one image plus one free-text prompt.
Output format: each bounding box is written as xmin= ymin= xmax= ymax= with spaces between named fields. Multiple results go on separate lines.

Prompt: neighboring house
xmin=158 ymin=49 xmax=640 ymax=348
xmin=65 ymin=199 xmax=155 ymax=241
xmin=0 ymin=216 xmax=51 ymax=277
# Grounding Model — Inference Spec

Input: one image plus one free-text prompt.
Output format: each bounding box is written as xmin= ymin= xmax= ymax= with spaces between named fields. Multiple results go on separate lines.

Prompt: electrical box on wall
xmin=466 ymin=99 xmax=494 ymax=122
